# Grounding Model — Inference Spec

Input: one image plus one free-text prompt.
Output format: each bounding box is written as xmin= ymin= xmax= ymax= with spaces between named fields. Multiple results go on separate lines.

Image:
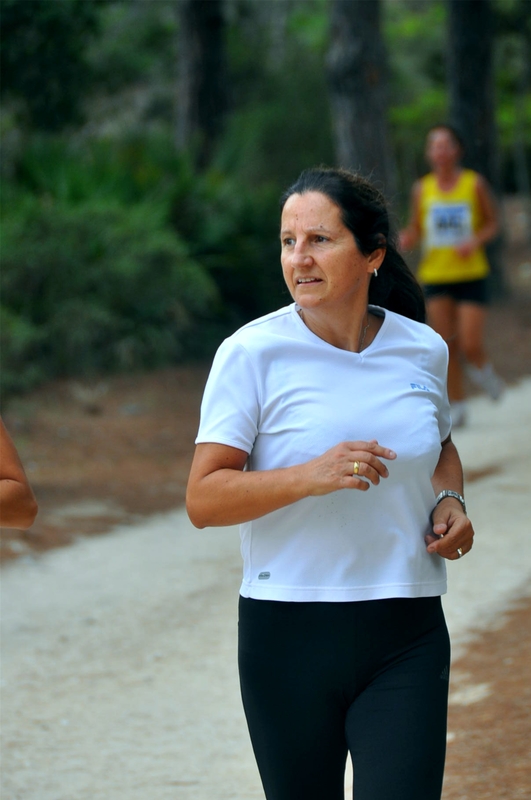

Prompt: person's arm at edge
xmin=398 ymin=181 xmax=422 ymax=251
xmin=0 ymin=417 xmax=38 ymax=529
xmin=426 ymin=435 xmax=474 ymax=560
xmin=473 ymin=174 xmax=500 ymax=246
xmin=455 ymin=175 xmax=499 ymax=257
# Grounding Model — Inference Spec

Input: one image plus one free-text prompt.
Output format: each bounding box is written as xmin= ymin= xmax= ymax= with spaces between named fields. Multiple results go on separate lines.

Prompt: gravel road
xmin=2 ymin=378 xmax=531 ymax=800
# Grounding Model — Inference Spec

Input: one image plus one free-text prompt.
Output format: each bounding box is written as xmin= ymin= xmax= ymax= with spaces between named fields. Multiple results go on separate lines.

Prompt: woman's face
xmin=280 ymin=191 xmax=383 ymax=313
xmin=425 ymin=128 xmax=462 ymax=171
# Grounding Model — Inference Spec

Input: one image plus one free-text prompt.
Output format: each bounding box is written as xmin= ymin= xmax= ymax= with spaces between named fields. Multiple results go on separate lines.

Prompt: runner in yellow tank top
xmin=399 ymin=125 xmax=504 ymax=427
xmin=417 ymin=169 xmax=490 ymax=284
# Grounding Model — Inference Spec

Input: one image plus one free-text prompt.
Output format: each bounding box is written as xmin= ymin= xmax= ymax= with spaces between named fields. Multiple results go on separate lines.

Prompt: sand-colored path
xmin=2 ymin=379 xmax=531 ymax=799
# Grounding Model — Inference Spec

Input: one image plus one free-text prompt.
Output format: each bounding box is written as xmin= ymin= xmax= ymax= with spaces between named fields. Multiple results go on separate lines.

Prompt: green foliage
xmin=1 ymin=188 xmax=218 ymax=398
xmin=385 ymin=0 xmax=447 ymax=106
xmin=0 ymin=306 xmax=46 ymax=397
xmin=214 ymin=70 xmax=335 ymax=188
xmin=492 ymin=0 xmax=531 ymax=189
xmin=0 ymin=0 xmax=99 ymax=131
xmin=384 ymin=0 xmax=449 ymax=206
xmin=2 ymin=0 xmax=529 ymax=398
xmin=287 ymin=0 xmax=330 ymax=52
xmin=0 ymin=134 xmax=291 ymax=398
xmin=11 ymin=133 xmax=190 ymax=205
xmin=219 ymin=0 xmax=334 ymax=187
xmin=170 ymin=168 xmax=287 ymax=325
xmin=87 ymin=1 xmax=177 ymax=94
xmin=8 ymin=134 xmax=288 ymax=319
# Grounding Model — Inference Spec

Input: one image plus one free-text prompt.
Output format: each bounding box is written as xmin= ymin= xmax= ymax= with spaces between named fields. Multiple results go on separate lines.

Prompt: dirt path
xmin=3 ymin=508 xmax=530 ymax=800
xmin=2 ymin=379 xmax=531 ymax=800
xmin=444 ymin=597 xmax=531 ymax=800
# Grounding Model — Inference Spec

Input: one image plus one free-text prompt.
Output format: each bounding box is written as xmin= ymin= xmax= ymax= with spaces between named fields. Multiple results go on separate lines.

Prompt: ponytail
xmin=369 ymin=240 xmax=426 ymax=323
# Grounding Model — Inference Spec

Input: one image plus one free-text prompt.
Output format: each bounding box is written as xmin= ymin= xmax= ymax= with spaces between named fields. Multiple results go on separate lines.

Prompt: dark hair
xmin=280 ymin=167 xmax=426 ymax=323
xmin=426 ymin=123 xmax=465 ymax=153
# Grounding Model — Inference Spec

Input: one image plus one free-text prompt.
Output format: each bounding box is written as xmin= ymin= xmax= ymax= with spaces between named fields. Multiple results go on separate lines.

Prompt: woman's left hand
xmin=425 ymin=499 xmax=474 ymax=560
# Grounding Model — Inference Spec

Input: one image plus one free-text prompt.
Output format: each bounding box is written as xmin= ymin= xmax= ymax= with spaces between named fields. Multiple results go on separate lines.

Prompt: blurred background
xmin=1 ymin=0 xmax=530 ymax=395
xmin=0 ymin=0 xmax=530 ymax=557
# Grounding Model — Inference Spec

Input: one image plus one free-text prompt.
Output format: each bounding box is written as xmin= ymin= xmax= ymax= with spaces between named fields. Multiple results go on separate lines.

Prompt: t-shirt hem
xmin=194 ymin=435 xmax=251 ymax=452
xmin=239 ymin=580 xmax=447 ymax=602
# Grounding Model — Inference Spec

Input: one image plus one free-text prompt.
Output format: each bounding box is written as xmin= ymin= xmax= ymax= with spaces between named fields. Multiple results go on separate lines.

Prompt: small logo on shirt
xmin=439 ymin=665 xmax=450 ymax=682
xmin=258 ymin=571 xmax=271 ymax=580
xmin=410 ymin=383 xmax=430 ymax=392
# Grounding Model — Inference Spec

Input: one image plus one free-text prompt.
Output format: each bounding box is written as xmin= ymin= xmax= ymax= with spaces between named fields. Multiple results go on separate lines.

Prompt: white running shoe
xmin=467 ymin=363 xmax=505 ymax=401
xmin=450 ymin=401 xmax=468 ymax=428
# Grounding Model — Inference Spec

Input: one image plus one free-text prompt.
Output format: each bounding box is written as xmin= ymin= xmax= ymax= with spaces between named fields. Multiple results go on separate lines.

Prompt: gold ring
xmin=353 ymin=461 xmax=360 ymax=475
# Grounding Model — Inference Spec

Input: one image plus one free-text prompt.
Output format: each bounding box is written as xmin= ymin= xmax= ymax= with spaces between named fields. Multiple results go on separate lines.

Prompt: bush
xmin=0 ymin=306 xmax=46 ymax=397
xmin=169 ymin=169 xmax=288 ymax=326
xmin=7 ymin=135 xmax=290 ymax=325
xmin=0 ymin=134 xmax=296 ymax=400
xmin=1 ymin=195 xmax=218 ymax=398
xmin=10 ymin=134 xmax=193 ymax=205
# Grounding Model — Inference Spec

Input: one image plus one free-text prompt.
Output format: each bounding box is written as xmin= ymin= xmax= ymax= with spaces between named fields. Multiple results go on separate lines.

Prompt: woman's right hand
xmin=303 ymin=439 xmax=397 ymax=496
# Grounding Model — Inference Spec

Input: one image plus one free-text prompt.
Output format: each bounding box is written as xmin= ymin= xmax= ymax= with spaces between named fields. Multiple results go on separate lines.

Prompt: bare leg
xmin=457 ymin=302 xmax=487 ymax=367
xmin=458 ymin=302 xmax=505 ymax=400
xmin=426 ymin=296 xmax=464 ymax=402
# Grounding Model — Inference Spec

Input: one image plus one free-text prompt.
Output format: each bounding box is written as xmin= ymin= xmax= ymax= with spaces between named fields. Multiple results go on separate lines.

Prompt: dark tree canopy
xmin=447 ymin=0 xmax=498 ymax=187
xmin=446 ymin=0 xmax=507 ymax=292
xmin=176 ymin=0 xmax=228 ymax=168
xmin=326 ymin=0 xmax=396 ymax=197
xmin=0 ymin=0 xmax=99 ymax=132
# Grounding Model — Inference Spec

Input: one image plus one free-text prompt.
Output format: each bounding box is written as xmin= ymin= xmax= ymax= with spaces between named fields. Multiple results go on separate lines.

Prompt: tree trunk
xmin=326 ymin=0 xmax=397 ymax=199
xmin=447 ymin=0 xmax=499 ymax=186
xmin=176 ymin=0 xmax=228 ymax=168
xmin=447 ymin=0 xmax=506 ymax=294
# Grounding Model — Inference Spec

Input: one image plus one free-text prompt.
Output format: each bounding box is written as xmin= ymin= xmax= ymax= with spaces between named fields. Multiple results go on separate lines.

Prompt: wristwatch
xmin=434 ymin=490 xmax=467 ymax=514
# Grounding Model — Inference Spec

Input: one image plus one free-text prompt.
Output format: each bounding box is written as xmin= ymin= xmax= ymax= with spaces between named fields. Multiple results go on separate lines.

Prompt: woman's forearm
xmin=431 ymin=438 xmax=465 ymax=513
xmin=428 ymin=437 xmax=474 ymax=557
xmin=186 ymin=463 xmax=311 ymax=528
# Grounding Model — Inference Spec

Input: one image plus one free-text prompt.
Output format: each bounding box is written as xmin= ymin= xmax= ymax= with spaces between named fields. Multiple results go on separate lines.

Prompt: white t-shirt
xmin=196 ymin=304 xmax=451 ymax=602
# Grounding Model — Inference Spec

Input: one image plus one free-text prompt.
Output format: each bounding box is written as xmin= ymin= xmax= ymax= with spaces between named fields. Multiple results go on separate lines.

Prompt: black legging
xmin=238 ymin=595 xmax=450 ymax=800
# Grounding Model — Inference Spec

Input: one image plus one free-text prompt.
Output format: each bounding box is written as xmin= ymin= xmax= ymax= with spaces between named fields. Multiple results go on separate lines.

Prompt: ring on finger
xmin=456 ymin=547 xmax=463 ymax=558
xmin=353 ymin=461 xmax=360 ymax=475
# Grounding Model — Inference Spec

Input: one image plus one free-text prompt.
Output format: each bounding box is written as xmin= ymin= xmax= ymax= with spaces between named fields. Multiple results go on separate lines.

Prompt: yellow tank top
xmin=417 ymin=169 xmax=490 ymax=284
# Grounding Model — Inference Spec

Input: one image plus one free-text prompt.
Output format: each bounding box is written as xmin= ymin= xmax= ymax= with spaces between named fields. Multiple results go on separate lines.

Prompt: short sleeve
xmin=429 ymin=333 xmax=452 ymax=441
xmin=195 ymin=339 xmax=260 ymax=454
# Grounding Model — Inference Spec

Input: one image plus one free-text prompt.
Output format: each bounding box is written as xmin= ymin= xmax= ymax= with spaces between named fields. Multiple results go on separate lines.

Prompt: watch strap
xmin=434 ymin=489 xmax=467 ymax=514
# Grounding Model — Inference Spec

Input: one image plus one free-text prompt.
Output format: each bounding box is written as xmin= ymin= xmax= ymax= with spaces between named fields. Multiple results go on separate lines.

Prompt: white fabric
xmin=425 ymin=202 xmax=472 ymax=248
xmin=196 ymin=304 xmax=451 ymax=602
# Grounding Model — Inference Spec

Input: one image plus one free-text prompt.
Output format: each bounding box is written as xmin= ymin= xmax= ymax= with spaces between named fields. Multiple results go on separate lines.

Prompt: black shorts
xmin=423 ymin=278 xmax=489 ymax=305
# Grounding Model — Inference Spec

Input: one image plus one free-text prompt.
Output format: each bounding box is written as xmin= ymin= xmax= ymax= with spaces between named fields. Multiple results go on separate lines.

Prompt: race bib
xmin=426 ymin=202 xmax=472 ymax=248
